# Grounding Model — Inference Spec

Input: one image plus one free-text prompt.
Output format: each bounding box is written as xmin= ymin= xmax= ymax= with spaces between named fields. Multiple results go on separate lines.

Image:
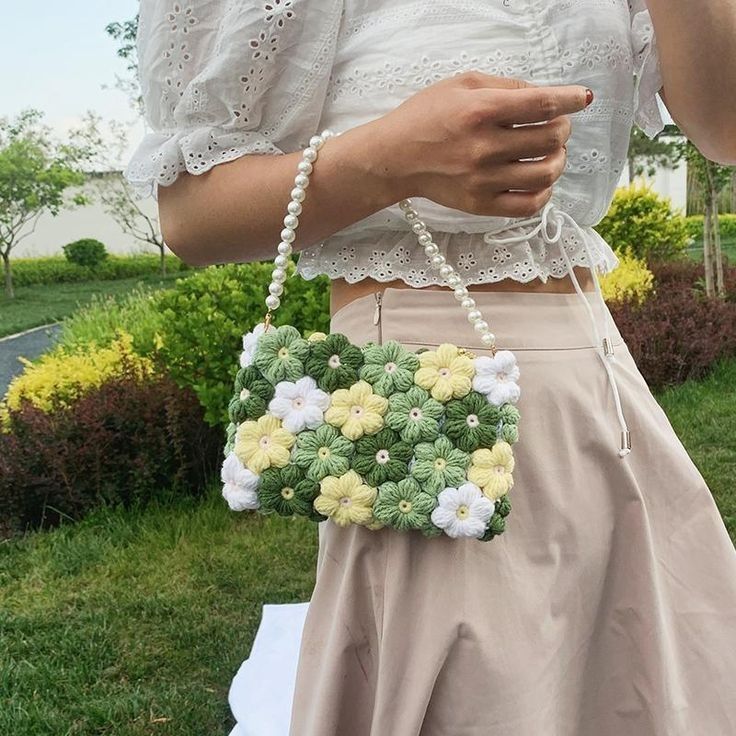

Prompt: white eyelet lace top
xmin=126 ymin=0 xmax=666 ymax=287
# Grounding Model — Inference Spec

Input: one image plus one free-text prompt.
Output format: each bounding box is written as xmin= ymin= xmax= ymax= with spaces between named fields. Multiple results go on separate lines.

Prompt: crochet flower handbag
xmin=220 ymin=129 xmax=521 ymax=541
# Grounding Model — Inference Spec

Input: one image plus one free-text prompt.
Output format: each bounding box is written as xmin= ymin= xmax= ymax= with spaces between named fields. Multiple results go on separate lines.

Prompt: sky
xmin=0 ymin=0 xmax=143 ymax=168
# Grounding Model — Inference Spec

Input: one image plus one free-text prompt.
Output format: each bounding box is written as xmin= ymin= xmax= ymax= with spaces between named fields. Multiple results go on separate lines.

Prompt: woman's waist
xmin=329 ymin=270 xmax=596 ymax=317
xmin=330 ymin=284 xmax=623 ymax=353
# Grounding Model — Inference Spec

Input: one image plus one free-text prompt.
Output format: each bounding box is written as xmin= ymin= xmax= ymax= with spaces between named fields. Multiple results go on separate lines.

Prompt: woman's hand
xmin=157 ymin=70 xmax=591 ymax=266
xmin=375 ymin=71 xmax=591 ymax=217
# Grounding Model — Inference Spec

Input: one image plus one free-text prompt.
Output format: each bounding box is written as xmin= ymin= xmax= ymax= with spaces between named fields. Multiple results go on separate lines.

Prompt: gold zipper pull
xmin=373 ymin=291 xmax=383 ymax=326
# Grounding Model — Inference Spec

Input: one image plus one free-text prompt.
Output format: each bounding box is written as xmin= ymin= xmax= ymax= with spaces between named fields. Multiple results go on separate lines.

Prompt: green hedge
xmin=11 ymin=254 xmax=189 ymax=287
xmin=56 ymin=285 xmax=168 ymax=357
xmin=53 ymin=261 xmax=332 ymax=428
xmin=154 ymin=262 xmax=331 ymax=427
xmin=684 ymin=214 xmax=736 ymax=241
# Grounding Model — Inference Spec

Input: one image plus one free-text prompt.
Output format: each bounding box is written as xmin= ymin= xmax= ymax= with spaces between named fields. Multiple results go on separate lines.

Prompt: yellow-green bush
xmin=1 ymin=331 xmax=154 ymax=426
xmin=597 ymin=183 xmax=690 ymax=262
xmin=599 ymin=248 xmax=655 ymax=304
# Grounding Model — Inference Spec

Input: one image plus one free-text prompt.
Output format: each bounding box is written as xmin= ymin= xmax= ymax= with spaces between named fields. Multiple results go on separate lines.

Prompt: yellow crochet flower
xmin=324 ymin=380 xmax=388 ymax=440
xmin=365 ymin=517 xmax=385 ymax=531
xmin=235 ymin=414 xmax=295 ymax=474
xmin=314 ymin=470 xmax=378 ymax=527
xmin=414 ymin=344 xmax=474 ymax=402
xmin=468 ymin=441 xmax=515 ymax=500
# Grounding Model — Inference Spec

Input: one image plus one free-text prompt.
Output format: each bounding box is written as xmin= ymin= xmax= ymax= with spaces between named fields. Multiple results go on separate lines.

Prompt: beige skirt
xmin=288 ymin=287 xmax=736 ymax=736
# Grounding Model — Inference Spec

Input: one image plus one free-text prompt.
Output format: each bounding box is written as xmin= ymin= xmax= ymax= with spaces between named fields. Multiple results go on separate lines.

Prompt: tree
xmin=96 ymin=169 xmax=168 ymax=275
xmin=626 ymin=124 xmax=683 ymax=183
xmin=77 ymin=113 xmax=168 ymax=275
xmin=0 ymin=110 xmax=93 ymax=299
xmin=680 ymin=140 xmax=733 ymax=298
xmin=105 ymin=14 xmax=142 ymax=115
xmin=103 ymin=15 xmax=170 ymax=272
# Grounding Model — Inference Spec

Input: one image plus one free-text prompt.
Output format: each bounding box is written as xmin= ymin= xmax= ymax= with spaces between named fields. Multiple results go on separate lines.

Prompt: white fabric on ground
xmin=228 ymin=602 xmax=309 ymax=736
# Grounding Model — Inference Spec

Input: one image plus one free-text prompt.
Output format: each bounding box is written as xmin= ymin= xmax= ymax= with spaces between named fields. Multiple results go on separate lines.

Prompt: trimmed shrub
xmin=649 ymin=260 xmax=705 ymax=288
xmin=649 ymin=259 xmax=736 ymax=302
xmin=12 ymin=254 xmax=189 ymax=287
xmin=599 ymin=248 xmax=654 ymax=304
xmin=597 ymin=183 xmax=690 ymax=263
xmin=0 ymin=368 xmax=221 ymax=534
xmin=154 ymin=262 xmax=331 ymax=427
xmin=1 ymin=332 xmax=153 ymax=426
xmin=610 ymin=280 xmax=736 ymax=389
xmin=684 ymin=214 xmax=736 ymax=242
xmin=62 ymin=238 xmax=108 ymax=268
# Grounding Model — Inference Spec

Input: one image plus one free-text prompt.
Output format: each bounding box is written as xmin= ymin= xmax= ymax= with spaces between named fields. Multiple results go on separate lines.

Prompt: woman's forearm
xmin=646 ymin=0 xmax=736 ymax=163
xmin=158 ymin=119 xmax=405 ymax=266
xmin=158 ymin=73 xmax=589 ymax=266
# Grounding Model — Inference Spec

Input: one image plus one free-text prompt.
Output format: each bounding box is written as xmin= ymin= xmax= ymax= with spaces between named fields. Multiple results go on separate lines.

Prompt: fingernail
xmin=585 ymin=88 xmax=594 ymax=106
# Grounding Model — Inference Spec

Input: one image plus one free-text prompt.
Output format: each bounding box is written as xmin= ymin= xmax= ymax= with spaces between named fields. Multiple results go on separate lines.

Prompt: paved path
xmin=0 ymin=323 xmax=62 ymax=396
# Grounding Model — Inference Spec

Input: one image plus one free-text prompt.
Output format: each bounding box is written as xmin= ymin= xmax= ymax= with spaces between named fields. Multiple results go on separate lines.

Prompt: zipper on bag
xmin=373 ymin=291 xmax=383 ymax=344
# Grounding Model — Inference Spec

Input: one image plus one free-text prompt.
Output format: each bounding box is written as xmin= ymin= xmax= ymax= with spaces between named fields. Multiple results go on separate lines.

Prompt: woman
xmin=126 ymin=1 xmax=736 ymax=734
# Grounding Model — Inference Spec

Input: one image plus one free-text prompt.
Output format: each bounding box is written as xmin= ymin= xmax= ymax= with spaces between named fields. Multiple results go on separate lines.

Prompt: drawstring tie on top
xmin=482 ymin=200 xmax=632 ymax=458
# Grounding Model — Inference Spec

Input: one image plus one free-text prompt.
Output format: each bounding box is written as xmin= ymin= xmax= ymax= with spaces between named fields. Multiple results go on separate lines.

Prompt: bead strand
xmin=262 ymin=128 xmax=497 ymax=352
xmin=398 ymin=200 xmax=497 ymax=351
xmin=263 ymin=129 xmax=338 ymax=324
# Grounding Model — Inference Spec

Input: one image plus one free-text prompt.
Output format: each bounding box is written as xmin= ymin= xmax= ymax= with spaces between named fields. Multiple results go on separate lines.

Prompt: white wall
xmin=14 ymin=185 xmax=167 ymax=259
xmin=617 ymin=155 xmax=688 ymax=214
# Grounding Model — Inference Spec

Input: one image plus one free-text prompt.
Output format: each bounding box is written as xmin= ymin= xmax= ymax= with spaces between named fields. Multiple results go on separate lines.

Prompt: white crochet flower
xmin=239 ymin=322 xmax=267 ymax=368
xmin=268 ymin=376 xmax=331 ymax=433
xmin=221 ymin=451 xmax=260 ymax=511
xmin=431 ymin=482 xmax=495 ymax=539
xmin=472 ymin=350 xmax=521 ymax=406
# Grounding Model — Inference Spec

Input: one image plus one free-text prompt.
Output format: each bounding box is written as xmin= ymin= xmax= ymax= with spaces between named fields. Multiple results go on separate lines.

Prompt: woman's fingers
xmin=499 ymin=117 xmax=572 ymax=160
xmin=473 ymin=84 xmax=590 ymax=125
xmin=491 ymin=145 xmax=569 ymax=191
xmin=487 ymin=188 xmax=555 ymax=218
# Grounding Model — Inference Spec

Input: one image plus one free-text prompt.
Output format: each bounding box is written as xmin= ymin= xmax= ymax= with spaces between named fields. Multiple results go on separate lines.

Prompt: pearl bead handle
xmin=262 ymin=128 xmax=497 ymax=352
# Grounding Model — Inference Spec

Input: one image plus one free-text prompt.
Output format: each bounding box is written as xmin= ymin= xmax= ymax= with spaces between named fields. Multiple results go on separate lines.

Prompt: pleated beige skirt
xmin=288 ymin=287 xmax=736 ymax=736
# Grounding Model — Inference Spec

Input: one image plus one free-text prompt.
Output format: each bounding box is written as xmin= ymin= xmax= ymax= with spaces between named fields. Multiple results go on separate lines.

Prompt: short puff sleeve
xmin=629 ymin=0 xmax=666 ymax=139
xmin=125 ymin=0 xmax=344 ymax=198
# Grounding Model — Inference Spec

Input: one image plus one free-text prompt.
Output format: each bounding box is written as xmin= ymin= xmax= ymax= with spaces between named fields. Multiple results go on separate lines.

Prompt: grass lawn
xmin=0 ymin=491 xmax=318 ymax=735
xmin=657 ymin=359 xmax=736 ymax=538
xmin=0 ymin=362 xmax=734 ymax=735
xmin=0 ymin=274 xmax=186 ymax=338
xmin=685 ymin=237 xmax=736 ymax=263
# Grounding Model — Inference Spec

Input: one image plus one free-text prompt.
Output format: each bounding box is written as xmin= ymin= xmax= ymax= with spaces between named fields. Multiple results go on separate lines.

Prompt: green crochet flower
xmin=500 ymin=404 xmax=520 ymax=425
xmin=259 ymin=464 xmax=320 ymax=518
xmin=253 ymin=325 xmax=309 ymax=384
xmin=480 ymin=493 xmax=512 ymax=541
xmin=500 ymin=423 xmax=519 ymax=444
xmin=359 ymin=341 xmax=420 ymax=397
xmin=293 ymin=424 xmax=354 ymax=481
xmin=385 ymin=386 xmax=444 ymax=444
xmin=444 ymin=391 xmax=502 ymax=453
xmin=224 ymin=421 xmax=238 ymax=456
xmin=420 ymin=518 xmax=444 ymax=538
xmin=411 ymin=435 xmax=470 ymax=495
xmin=228 ymin=365 xmax=275 ymax=423
xmin=498 ymin=403 xmax=520 ymax=444
xmin=352 ymin=428 xmax=413 ymax=486
xmin=373 ymin=477 xmax=436 ymax=532
xmin=304 ymin=333 xmax=364 ymax=392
